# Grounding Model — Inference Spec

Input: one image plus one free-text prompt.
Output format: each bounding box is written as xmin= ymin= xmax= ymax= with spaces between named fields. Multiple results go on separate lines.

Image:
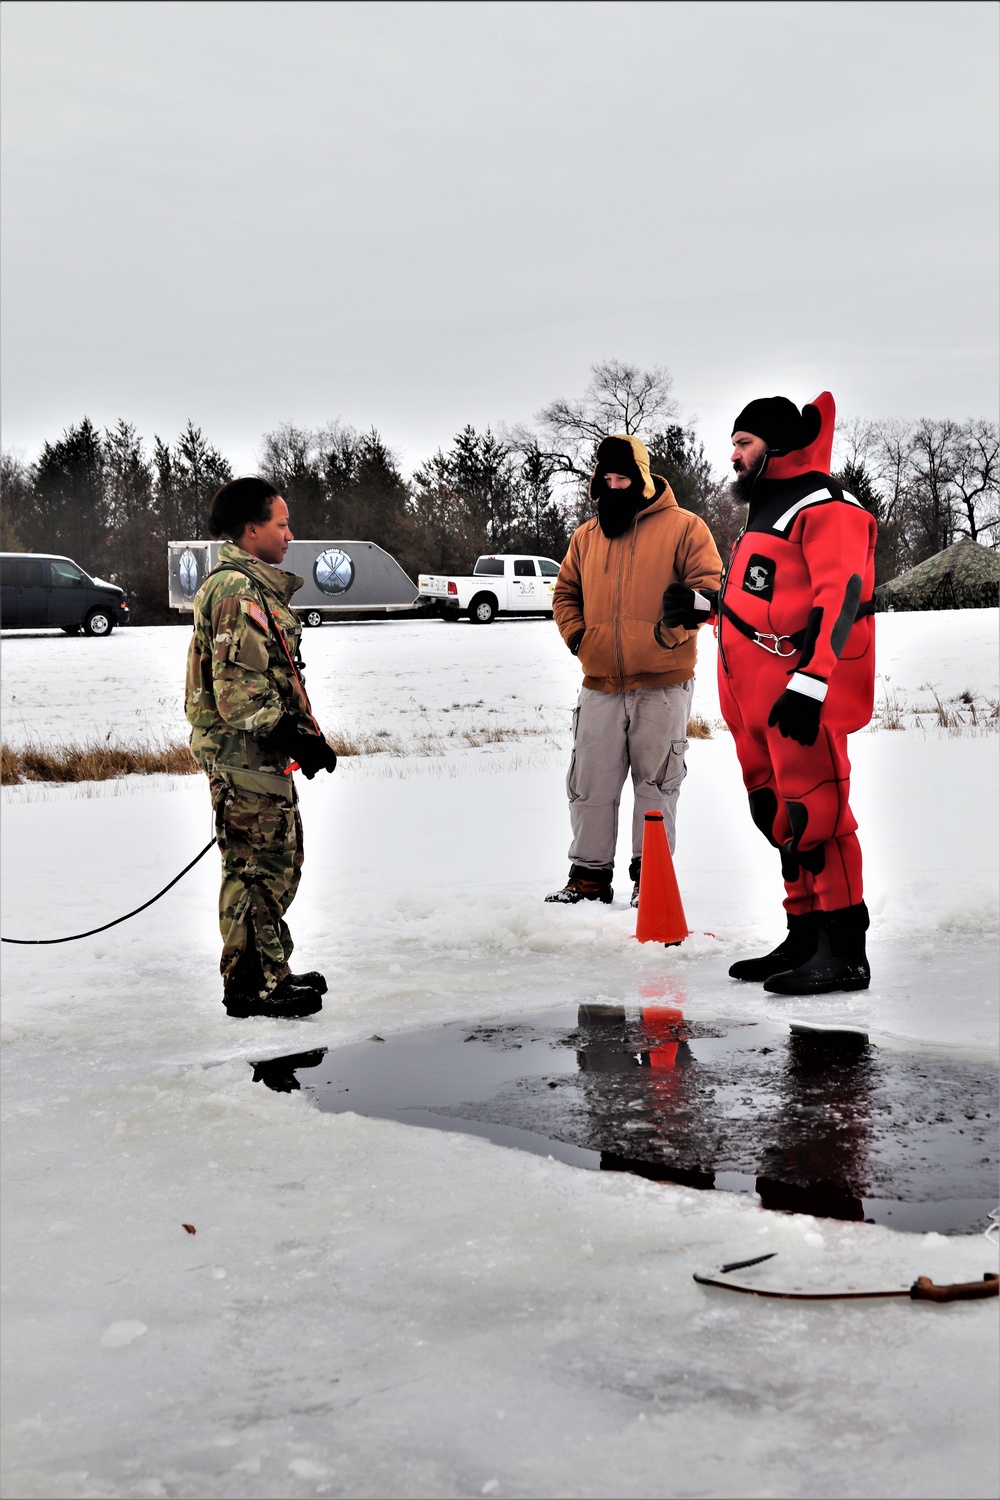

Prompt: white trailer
xmin=168 ymin=540 xmax=420 ymax=625
xmin=417 ymin=554 xmax=561 ymax=623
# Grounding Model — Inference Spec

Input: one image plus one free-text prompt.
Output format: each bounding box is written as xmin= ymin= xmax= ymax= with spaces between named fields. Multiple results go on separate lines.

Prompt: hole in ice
xmin=250 ymin=1001 xmax=998 ymax=1236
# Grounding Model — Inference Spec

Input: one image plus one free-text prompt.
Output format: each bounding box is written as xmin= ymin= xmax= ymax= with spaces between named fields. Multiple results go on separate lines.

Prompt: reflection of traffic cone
xmin=636 ymin=811 xmax=689 ymax=946
xmin=641 ymin=1005 xmax=684 ymax=1069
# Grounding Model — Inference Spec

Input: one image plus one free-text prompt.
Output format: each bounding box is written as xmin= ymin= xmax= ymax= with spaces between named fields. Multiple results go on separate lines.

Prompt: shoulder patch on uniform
xmin=242 ymin=600 xmax=269 ymax=633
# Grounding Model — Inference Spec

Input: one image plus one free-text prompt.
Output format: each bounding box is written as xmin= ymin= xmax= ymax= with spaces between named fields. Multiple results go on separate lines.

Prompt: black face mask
xmin=594 ymin=475 xmax=648 ymax=539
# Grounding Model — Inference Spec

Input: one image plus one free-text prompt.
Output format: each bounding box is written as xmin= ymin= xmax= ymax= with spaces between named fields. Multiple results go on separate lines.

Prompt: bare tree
xmin=951 ymin=418 xmax=1000 ymax=544
xmin=530 ymin=359 xmax=681 ymax=480
xmin=833 ymin=415 xmax=883 ymax=474
xmin=906 ymin=418 xmax=960 ymax=561
xmin=0 ymin=449 xmax=32 ymax=551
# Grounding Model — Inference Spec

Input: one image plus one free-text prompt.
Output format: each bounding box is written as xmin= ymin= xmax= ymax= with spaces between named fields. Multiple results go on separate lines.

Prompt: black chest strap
xmin=720 ymin=596 xmax=874 ymax=658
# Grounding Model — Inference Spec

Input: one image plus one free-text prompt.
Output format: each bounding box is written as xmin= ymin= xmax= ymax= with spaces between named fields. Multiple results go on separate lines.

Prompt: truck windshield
xmin=474 ymin=558 xmax=504 ymax=575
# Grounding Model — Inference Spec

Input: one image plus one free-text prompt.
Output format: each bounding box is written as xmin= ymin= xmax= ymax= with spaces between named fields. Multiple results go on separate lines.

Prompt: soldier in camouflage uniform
xmin=185 ymin=477 xmax=337 ymax=1018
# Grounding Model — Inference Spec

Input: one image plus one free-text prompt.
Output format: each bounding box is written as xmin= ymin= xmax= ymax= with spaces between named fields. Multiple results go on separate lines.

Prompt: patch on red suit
xmin=243 ymin=601 xmax=270 ymax=633
xmin=741 ymin=554 xmax=776 ymax=601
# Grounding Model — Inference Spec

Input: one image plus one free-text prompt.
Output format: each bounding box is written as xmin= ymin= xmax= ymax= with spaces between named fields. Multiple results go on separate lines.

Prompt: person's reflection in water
xmin=755 ymin=1032 xmax=873 ymax=1221
xmin=576 ymin=986 xmax=875 ymax=1220
xmin=577 ymin=983 xmax=718 ymax=1187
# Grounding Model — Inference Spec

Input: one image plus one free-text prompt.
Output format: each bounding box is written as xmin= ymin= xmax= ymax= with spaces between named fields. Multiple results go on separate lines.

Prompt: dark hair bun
xmin=208 ymin=477 xmax=280 ymax=539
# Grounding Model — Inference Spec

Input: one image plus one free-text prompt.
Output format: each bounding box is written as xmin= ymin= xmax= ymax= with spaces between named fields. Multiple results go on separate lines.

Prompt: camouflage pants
xmin=209 ymin=775 xmax=304 ymax=995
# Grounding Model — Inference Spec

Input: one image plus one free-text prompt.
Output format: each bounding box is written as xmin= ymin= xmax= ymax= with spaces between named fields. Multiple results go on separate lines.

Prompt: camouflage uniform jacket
xmin=185 ymin=543 xmax=314 ymax=777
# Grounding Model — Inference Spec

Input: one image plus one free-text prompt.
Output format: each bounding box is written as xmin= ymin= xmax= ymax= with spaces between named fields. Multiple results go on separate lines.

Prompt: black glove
xmin=264 ymin=717 xmax=338 ymax=778
xmin=569 ymin=629 xmax=585 ymax=656
xmin=660 ymin=583 xmax=717 ymax=629
xmin=767 ymin=674 xmax=826 ymax=746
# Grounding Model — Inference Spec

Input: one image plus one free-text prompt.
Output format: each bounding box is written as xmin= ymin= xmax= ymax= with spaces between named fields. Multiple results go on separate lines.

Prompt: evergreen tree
xmin=448 ymin=426 xmax=513 ymax=547
xmin=833 ymin=458 xmax=904 ymax=584
xmin=351 ymin=429 xmax=412 ymax=563
xmin=317 ymin=422 xmax=360 ymax=536
xmin=645 ymin=426 xmax=715 ymax=516
xmin=510 ymin=443 xmax=569 ymax=558
xmin=257 ymin=423 xmax=326 ymax=537
xmin=409 ymin=449 xmax=466 ymax=575
xmin=170 ymin=421 xmax=233 ymax=538
xmin=30 ymin=418 xmax=107 ymax=566
xmin=103 ymin=420 xmax=157 ymax=614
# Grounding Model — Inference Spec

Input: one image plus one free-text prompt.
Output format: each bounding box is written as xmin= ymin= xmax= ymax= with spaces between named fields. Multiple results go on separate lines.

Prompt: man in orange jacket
xmin=663 ymin=393 xmax=877 ymax=994
xmin=549 ymin=434 xmax=723 ymax=907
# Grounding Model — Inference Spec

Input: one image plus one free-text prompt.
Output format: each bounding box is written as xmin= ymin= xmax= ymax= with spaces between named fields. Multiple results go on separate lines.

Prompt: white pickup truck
xmin=417 ymin=554 xmax=562 ymax=623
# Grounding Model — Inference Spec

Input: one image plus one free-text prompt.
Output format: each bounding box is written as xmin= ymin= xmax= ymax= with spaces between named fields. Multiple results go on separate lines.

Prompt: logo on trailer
xmin=741 ymin=554 xmax=776 ymax=601
xmin=314 ymin=549 xmax=355 ymax=596
xmin=178 ymin=550 xmax=200 ymax=598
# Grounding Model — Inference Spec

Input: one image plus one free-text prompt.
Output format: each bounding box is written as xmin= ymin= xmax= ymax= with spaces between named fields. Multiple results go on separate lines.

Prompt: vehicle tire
xmin=83 ymin=609 xmax=114 ymax=637
xmin=61 ymin=625 xmax=81 ymax=635
xmin=303 ymin=609 xmax=324 ymax=628
xmin=440 ymin=608 xmax=462 ymax=622
xmin=469 ymin=594 xmax=497 ymax=624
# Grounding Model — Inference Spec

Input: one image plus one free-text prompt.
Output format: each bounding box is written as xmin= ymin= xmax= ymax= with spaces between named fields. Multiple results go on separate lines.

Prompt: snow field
xmin=1 ymin=609 xmax=998 ymax=1498
xmin=3 ymin=609 xmax=998 ymax=756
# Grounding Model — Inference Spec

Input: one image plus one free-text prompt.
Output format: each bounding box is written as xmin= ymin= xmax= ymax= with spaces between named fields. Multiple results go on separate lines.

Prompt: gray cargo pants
xmin=567 ymin=682 xmax=692 ymax=869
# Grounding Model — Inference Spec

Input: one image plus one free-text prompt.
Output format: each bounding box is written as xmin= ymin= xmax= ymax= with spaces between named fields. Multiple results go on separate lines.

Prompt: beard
xmin=732 ymin=449 xmax=767 ymax=501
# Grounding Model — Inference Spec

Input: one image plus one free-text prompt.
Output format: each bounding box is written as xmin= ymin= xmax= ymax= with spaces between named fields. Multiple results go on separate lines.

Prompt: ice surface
xmin=1 ymin=611 xmax=998 ymax=1498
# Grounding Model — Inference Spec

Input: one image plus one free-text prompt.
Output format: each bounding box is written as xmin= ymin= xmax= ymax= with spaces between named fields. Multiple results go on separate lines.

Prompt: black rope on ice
xmin=1 ymin=838 xmax=218 ymax=945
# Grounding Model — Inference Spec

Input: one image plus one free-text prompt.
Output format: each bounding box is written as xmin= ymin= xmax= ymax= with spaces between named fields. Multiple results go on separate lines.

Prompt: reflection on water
xmin=249 ymin=987 xmax=998 ymax=1235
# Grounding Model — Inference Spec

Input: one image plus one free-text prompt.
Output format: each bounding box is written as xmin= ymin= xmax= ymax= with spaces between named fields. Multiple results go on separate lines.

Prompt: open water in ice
xmin=251 ymin=1003 xmax=998 ymax=1236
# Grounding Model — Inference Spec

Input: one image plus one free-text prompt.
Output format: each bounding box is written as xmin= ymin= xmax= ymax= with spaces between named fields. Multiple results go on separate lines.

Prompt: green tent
xmin=875 ymin=538 xmax=1000 ymax=611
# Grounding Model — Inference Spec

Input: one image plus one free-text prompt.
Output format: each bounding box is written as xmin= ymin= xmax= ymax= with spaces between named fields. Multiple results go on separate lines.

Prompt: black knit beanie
xmin=732 ymin=397 xmax=821 ymax=454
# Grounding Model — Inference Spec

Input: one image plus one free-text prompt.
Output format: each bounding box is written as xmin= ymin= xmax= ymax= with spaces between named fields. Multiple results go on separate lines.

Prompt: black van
xmin=0 ymin=553 xmax=130 ymax=635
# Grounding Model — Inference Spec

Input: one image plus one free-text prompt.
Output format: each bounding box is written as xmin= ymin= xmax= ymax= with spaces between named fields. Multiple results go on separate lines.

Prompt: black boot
xmin=225 ymin=974 xmax=324 ymax=1019
xmin=763 ymin=903 xmax=871 ymax=995
xmin=629 ymin=856 xmax=641 ymax=909
xmin=729 ymin=912 xmax=822 ymax=982
xmin=288 ymin=971 xmax=328 ymax=995
xmin=224 ymin=932 xmax=323 ymax=1018
xmin=545 ymin=864 xmax=614 ymax=904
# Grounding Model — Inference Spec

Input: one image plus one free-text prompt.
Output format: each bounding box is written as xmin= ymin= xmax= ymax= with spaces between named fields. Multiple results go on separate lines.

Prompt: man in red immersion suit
xmin=662 ymin=392 xmax=877 ymax=994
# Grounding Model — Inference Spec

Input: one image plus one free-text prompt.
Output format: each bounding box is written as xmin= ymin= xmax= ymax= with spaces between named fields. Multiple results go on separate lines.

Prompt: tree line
xmin=1 ymin=361 xmax=996 ymax=624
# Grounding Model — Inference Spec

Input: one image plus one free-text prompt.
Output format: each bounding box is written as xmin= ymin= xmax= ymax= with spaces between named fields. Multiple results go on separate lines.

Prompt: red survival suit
xmin=714 ymin=393 xmax=877 ymax=991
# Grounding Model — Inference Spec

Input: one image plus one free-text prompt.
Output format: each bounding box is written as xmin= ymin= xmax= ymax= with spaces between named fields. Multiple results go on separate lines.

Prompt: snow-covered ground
xmin=2 ymin=611 xmax=998 ymax=1499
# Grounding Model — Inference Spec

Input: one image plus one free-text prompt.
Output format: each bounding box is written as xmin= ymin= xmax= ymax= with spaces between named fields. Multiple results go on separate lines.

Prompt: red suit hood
xmin=764 ymin=391 xmax=835 ymax=481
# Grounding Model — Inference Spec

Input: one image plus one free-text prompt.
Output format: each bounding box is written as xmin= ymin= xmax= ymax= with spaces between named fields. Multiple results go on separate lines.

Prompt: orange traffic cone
xmin=635 ymin=810 xmax=689 ymax=946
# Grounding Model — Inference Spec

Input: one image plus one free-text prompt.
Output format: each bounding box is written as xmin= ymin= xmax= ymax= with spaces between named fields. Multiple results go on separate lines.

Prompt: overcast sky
xmin=2 ymin=0 xmax=997 ymax=478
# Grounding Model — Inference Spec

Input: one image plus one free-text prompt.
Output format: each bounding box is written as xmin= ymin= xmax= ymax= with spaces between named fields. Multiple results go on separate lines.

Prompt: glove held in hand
xmin=660 ymin=583 xmax=716 ymax=630
xmin=263 ymin=717 xmax=337 ymax=778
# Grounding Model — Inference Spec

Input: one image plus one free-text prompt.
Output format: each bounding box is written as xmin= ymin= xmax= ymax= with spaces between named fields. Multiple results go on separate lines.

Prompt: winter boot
xmin=288 ymin=971 xmax=328 ymax=995
xmin=728 ymin=912 xmax=822 ymax=982
xmin=224 ymin=936 xmax=323 ymax=1018
xmin=629 ymin=855 xmax=641 ymax=909
xmin=225 ymin=974 xmax=324 ymax=1019
xmin=545 ymin=864 xmax=614 ymax=904
xmin=763 ymin=903 xmax=871 ymax=995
